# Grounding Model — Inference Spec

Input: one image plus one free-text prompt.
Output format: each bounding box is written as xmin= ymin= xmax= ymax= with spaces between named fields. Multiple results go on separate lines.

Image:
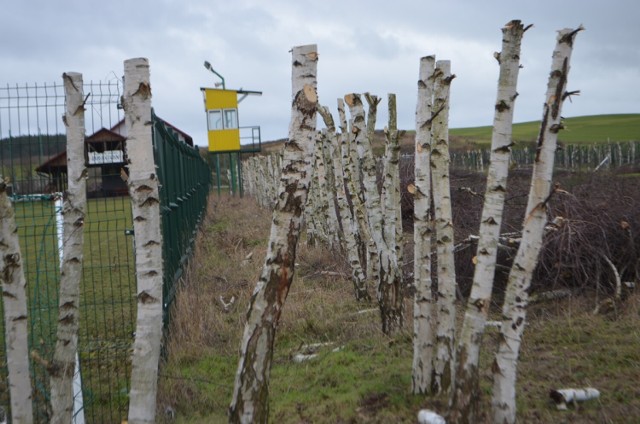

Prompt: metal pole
xmin=238 ymin=152 xmax=244 ymax=198
xmin=215 ymin=154 xmax=221 ymax=196
xmin=230 ymin=152 xmax=237 ymax=196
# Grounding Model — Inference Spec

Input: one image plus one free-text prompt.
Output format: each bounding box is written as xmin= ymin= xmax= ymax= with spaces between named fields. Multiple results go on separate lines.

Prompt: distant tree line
xmin=0 ymin=134 xmax=66 ymax=160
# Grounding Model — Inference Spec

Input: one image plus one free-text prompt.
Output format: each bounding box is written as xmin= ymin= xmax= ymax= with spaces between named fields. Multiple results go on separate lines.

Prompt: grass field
xmin=449 ymin=114 xmax=640 ymax=147
xmin=157 ymin=196 xmax=640 ymax=424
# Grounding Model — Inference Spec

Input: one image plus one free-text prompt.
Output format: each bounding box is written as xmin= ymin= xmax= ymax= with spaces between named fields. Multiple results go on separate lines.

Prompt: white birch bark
xmin=320 ymin=129 xmax=340 ymax=247
xmin=491 ymin=27 xmax=582 ymax=424
xmin=412 ymin=55 xmax=436 ymax=395
xmin=346 ymin=94 xmax=381 ymax=287
xmin=49 ymin=71 xmax=87 ymax=424
xmin=337 ymin=99 xmax=370 ymax=283
xmin=0 ymin=184 xmax=33 ymax=423
xmin=124 ymin=58 xmax=165 ymax=424
xmin=377 ymin=93 xmax=404 ymax=335
xmin=364 ymin=96 xmax=382 ymax=290
xmin=347 ymin=93 xmax=403 ymax=334
xmin=229 ymin=44 xmax=318 ymax=424
xmin=305 ymin=135 xmax=323 ymax=245
xmin=318 ymin=106 xmax=369 ymax=300
xmin=449 ymin=21 xmax=527 ymax=423
xmin=430 ymin=61 xmax=457 ymax=394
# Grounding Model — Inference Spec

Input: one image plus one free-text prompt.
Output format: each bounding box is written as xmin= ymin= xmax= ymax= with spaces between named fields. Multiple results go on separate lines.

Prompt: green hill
xmin=450 ymin=114 xmax=640 ymax=146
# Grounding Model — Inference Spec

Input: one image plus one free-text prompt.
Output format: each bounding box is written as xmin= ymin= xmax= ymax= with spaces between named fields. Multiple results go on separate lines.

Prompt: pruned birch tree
xmin=450 ymin=20 xmax=527 ymax=423
xmin=320 ymin=129 xmax=341 ymax=248
xmin=491 ymin=26 xmax=583 ymax=424
xmin=124 ymin=58 xmax=165 ymax=424
xmin=337 ymin=98 xmax=371 ymax=284
xmin=412 ymin=55 xmax=436 ymax=395
xmin=318 ymin=105 xmax=369 ymax=300
xmin=229 ymin=44 xmax=318 ymax=424
xmin=347 ymin=93 xmax=381 ymax=288
xmin=0 ymin=183 xmax=33 ymax=423
xmin=305 ymin=132 xmax=325 ymax=245
xmin=346 ymin=93 xmax=404 ymax=333
xmin=430 ymin=60 xmax=457 ymax=394
xmin=49 ymin=71 xmax=87 ymax=424
xmin=377 ymin=93 xmax=405 ymax=334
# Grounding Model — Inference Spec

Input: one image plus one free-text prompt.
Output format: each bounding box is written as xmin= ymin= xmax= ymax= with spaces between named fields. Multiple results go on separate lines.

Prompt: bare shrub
xmin=399 ymin=156 xmax=640 ymax=298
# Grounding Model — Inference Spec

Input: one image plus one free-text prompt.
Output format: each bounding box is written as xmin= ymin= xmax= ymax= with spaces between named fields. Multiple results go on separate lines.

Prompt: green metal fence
xmin=0 ymin=80 xmax=212 ymax=422
xmin=152 ymin=110 xmax=212 ymax=323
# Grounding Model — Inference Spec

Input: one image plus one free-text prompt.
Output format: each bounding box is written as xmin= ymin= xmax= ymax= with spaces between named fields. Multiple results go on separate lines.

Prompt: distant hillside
xmin=449 ymin=114 xmax=640 ymax=146
xmin=260 ymin=114 xmax=640 ymax=153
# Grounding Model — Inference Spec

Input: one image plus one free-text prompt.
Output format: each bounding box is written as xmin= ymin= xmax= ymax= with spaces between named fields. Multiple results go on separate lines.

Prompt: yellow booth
xmin=203 ymin=88 xmax=240 ymax=152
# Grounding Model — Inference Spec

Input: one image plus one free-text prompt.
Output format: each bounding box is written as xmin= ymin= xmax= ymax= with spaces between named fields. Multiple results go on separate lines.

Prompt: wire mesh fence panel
xmin=152 ymin=111 xmax=212 ymax=324
xmin=1 ymin=79 xmax=212 ymax=422
xmin=0 ymin=80 xmax=137 ymax=423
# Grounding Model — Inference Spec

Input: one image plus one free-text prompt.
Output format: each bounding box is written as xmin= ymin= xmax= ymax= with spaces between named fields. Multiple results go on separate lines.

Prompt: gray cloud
xmin=2 ymin=0 xmax=638 ymax=144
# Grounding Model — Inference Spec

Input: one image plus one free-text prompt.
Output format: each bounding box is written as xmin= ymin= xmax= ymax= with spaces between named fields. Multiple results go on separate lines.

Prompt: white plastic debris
xmin=417 ymin=409 xmax=446 ymax=424
xmin=292 ymin=353 xmax=318 ymax=363
xmin=549 ymin=387 xmax=600 ymax=410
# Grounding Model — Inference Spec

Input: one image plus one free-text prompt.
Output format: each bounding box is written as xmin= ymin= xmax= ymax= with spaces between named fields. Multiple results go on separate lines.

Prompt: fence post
xmin=123 ymin=58 xmax=164 ymax=424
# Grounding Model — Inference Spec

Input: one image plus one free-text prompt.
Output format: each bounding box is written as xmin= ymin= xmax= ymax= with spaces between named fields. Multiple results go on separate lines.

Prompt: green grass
xmin=162 ymin=295 xmax=640 ymax=423
xmin=449 ymin=114 xmax=640 ymax=146
xmin=158 ymin=196 xmax=640 ymax=424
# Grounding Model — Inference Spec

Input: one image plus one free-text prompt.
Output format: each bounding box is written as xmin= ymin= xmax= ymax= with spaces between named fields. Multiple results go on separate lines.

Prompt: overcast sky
xmin=2 ymin=0 xmax=638 ymax=146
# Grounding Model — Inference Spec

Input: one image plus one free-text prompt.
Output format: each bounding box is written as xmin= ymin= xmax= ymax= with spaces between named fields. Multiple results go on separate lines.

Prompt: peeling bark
xmin=49 ymin=71 xmax=87 ymax=424
xmin=431 ymin=60 xmax=457 ymax=395
xmin=377 ymin=94 xmax=404 ymax=335
xmin=320 ymin=129 xmax=341 ymax=248
xmin=318 ymin=106 xmax=369 ymax=301
xmin=491 ymin=27 xmax=582 ymax=424
xmin=337 ymin=98 xmax=371 ymax=284
xmin=450 ymin=20 xmax=526 ymax=423
xmin=124 ymin=58 xmax=165 ymax=424
xmin=412 ymin=55 xmax=436 ymax=395
xmin=347 ymin=93 xmax=381 ymax=288
xmin=229 ymin=44 xmax=318 ymax=424
xmin=0 ymin=185 xmax=33 ymax=423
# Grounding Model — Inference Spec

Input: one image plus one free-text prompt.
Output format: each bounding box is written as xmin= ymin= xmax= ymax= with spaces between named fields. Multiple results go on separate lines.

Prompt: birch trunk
xmin=431 ymin=61 xmax=457 ymax=394
xmin=229 ymin=44 xmax=318 ymax=424
xmin=412 ymin=55 xmax=436 ymax=395
xmin=337 ymin=99 xmax=370 ymax=283
xmin=49 ymin=71 xmax=87 ymax=424
xmin=0 ymin=184 xmax=33 ymax=423
xmin=491 ymin=27 xmax=582 ymax=424
xmin=377 ymin=94 xmax=404 ymax=335
xmin=305 ymin=134 xmax=323 ymax=245
xmin=320 ymin=129 xmax=341 ymax=248
xmin=347 ymin=93 xmax=381 ymax=287
xmin=124 ymin=58 xmax=165 ymax=424
xmin=450 ymin=20 xmax=526 ymax=423
xmin=318 ymin=106 xmax=369 ymax=301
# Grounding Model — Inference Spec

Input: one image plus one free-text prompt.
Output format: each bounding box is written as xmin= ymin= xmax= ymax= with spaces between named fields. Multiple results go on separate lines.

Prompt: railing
xmin=240 ymin=125 xmax=261 ymax=153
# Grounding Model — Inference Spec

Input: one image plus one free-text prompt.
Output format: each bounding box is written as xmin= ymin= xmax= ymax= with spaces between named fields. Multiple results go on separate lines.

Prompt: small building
xmin=36 ymin=117 xmax=192 ymax=197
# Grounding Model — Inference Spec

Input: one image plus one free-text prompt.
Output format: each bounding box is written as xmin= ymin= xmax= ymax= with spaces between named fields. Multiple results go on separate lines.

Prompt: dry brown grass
xmin=163 ymin=196 xmax=271 ymax=361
